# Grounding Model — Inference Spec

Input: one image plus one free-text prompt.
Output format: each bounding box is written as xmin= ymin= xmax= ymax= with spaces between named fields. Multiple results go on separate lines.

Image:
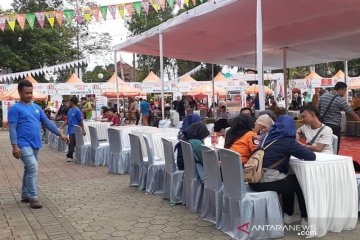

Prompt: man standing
xmin=139 ymin=98 xmax=150 ymax=126
xmin=177 ymin=96 xmax=186 ymax=120
xmin=8 ymin=80 xmax=69 ymax=209
xmin=318 ymin=82 xmax=360 ymax=154
xmin=81 ymin=97 xmax=92 ymax=120
xmin=60 ymin=96 xmax=86 ymax=162
xmin=55 ymin=99 xmax=69 ymax=121
xmin=172 ymin=96 xmax=180 ymax=111
xmin=130 ymin=97 xmax=140 ymax=125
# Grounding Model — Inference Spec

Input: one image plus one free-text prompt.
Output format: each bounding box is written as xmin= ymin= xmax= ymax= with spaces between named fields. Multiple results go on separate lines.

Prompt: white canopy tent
xmin=114 ymin=0 xmax=360 ymax=112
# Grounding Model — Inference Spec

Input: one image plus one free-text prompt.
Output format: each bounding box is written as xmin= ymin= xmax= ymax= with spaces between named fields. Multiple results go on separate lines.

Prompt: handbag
xmin=320 ymin=94 xmax=338 ymax=123
xmin=306 ymin=125 xmax=325 ymax=145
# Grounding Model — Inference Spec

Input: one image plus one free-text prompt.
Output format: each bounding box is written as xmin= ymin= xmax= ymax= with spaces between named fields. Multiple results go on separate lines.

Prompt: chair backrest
xmin=201 ymin=145 xmax=222 ymax=190
xmin=129 ymin=133 xmax=144 ymax=165
xmin=143 ymin=135 xmax=155 ymax=165
xmin=224 ymin=127 xmax=230 ymax=137
xmin=206 ymin=123 xmax=214 ymax=134
xmin=159 ymin=119 xmax=171 ymax=128
xmin=121 ymin=118 xmax=126 ymax=126
xmin=180 ymin=140 xmax=197 ymax=179
xmin=107 ymin=128 xmax=122 ymax=153
xmin=332 ymin=134 xmax=338 ymax=154
xmin=218 ymin=148 xmax=246 ymax=198
xmin=74 ymin=125 xmax=85 ymax=147
xmin=162 ymin=138 xmax=177 ymax=173
xmin=88 ymin=126 xmax=99 ymax=149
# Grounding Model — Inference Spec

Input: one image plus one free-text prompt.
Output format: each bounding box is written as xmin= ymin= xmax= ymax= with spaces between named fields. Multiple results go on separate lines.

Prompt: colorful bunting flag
xmin=83 ymin=8 xmax=92 ymax=22
xmin=91 ymin=7 xmax=100 ymax=21
xmin=64 ymin=10 xmax=74 ymax=26
xmin=192 ymin=0 xmax=197 ymax=6
xmin=142 ymin=0 xmax=150 ymax=15
xmin=133 ymin=2 xmax=142 ymax=16
xmin=35 ymin=12 xmax=45 ymax=29
xmin=55 ymin=11 xmax=64 ymax=26
xmin=125 ymin=3 xmax=135 ymax=16
xmin=117 ymin=4 xmax=125 ymax=18
xmin=177 ymin=0 xmax=182 ymax=9
xmin=160 ymin=0 xmax=166 ymax=11
xmin=26 ymin=13 xmax=36 ymax=30
xmin=45 ymin=11 xmax=55 ymax=28
xmin=100 ymin=6 xmax=107 ymax=20
xmin=151 ymin=0 xmax=160 ymax=12
xmin=167 ymin=0 xmax=175 ymax=8
xmin=184 ymin=0 xmax=190 ymax=7
xmin=108 ymin=5 xmax=117 ymax=19
xmin=16 ymin=14 xmax=26 ymax=30
xmin=6 ymin=15 xmax=16 ymax=31
xmin=0 ymin=16 xmax=6 ymax=32
xmin=75 ymin=8 xmax=82 ymax=24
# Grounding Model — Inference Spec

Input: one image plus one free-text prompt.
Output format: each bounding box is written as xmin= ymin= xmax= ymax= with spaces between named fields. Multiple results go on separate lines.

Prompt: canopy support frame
xmin=256 ymin=0 xmax=265 ymax=111
xmin=114 ymin=51 xmax=120 ymax=114
xmin=159 ymin=32 xmax=165 ymax=120
xmin=283 ymin=47 xmax=289 ymax=114
xmin=345 ymin=60 xmax=349 ymax=103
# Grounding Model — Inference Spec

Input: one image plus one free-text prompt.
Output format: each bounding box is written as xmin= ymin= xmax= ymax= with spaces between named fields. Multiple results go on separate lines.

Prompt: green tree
xmin=82 ymin=65 xmax=112 ymax=83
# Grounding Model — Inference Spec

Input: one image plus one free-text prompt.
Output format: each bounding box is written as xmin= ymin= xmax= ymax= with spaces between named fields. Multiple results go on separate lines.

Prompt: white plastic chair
xmin=162 ymin=138 xmax=184 ymax=205
xmin=88 ymin=126 xmax=110 ymax=166
xmin=107 ymin=128 xmax=130 ymax=174
xmin=159 ymin=119 xmax=171 ymax=128
xmin=129 ymin=133 xmax=148 ymax=190
xmin=218 ymin=148 xmax=284 ymax=239
xmin=332 ymin=134 xmax=338 ymax=154
xmin=206 ymin=123 xmax=214 ymax=134
xmin=74 ymin=125 xmax=90 ymax=165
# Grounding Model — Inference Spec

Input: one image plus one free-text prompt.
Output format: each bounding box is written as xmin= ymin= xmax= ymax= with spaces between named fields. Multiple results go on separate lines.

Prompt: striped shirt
xmin=318 ymin=92 xmax=352 ymax=126
xmin=300 ymin=124 xmax=333 ymax=154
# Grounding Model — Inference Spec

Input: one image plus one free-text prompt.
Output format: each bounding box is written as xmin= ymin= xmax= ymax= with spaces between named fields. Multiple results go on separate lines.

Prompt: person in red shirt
xmin=108 ymin=108 xmax=120 ymax=126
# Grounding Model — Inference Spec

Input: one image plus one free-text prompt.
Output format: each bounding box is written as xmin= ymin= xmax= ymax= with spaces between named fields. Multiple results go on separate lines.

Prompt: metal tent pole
xmin=344 ymin=60 xmax=349 ymax=103
xmin=114 ymin=51 xmax=120 ymax=114
xmin=283 ymin=48 xmax=289 ymax=115
xmin=256 ymin=0 xmax=265 ymax=111
xmin=159 ymin=33 xmax=165 ymax=120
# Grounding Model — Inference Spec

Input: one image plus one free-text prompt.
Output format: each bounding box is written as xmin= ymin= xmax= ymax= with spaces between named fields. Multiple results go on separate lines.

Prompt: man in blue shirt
xmin=139 ymin=98 xmax=150 ymax=126
xmin=8 ymin=80 xmax=69 ymax=209
xmin=60 ymin=96 xmax=86 ymax=162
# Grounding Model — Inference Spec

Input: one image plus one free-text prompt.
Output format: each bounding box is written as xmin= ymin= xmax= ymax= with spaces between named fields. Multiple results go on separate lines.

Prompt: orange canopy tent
xmin=1 ymin=88 xmax=47 ymax=101
xmin=185 ymin=84 xmax=227 ymax=96
xmin=101 ymin=84 xmax=145 ymax=98
xmin=246 ymin=84 xmax=273 ymax=95
xmin=107 ymin=73 xmax=125 ymax=84
xmin=214 ymin=72 xmax=227 ymax=81
xmin=305 ymin=71 xmax=322 ymax=79
xmin=143 ymin=71 xmax=160 ymax=83
xmin=24 ymin=75 xmax=39 ymax=84
xmin=349 ymin=77 xmax=360 ymax=89
xmin=65 ymin=73 xmax=83 ymax=84
xmin=179 ymin=74 xmax=197 ymax=82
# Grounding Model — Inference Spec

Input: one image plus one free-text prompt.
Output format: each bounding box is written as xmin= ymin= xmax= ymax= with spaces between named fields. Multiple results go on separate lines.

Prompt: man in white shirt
xmin=296 ymin=104 xmax=334 ymax=154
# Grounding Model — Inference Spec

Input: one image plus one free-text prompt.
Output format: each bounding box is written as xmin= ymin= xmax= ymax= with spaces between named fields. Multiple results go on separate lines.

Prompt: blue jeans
xmin=20 ymin=147 xmax=39 ymax=200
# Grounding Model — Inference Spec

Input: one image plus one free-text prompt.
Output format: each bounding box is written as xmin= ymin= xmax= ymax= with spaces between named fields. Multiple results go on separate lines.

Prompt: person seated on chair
xmin=224 ymin=114 xmax=258 ymax=164
xmin=248 ymin=115 xmax=316 ymax=225
xmin=108 ymin=107 xmax=120 ymax=126
xmin=100 ymin=106 xmax=111 ymax=121
xmin=240 ymin=107 xmax=255 ymax=118
xmin=254 ymin=114 xmax=274 ymax=137
xmin=217 ymin=105 xmax=228 ymax=119
xmin=175 ymin=113 xmax=202 ymax=170
xmin=183 ymin=122 xmax=210 ymax=182
xmin=296 ymin=104 xmax=333 ymax=154
xmin=214 ymin=118 xmax=230 ymax=137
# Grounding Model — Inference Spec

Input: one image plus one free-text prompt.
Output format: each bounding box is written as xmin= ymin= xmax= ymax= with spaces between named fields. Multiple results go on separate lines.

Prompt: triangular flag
xmin=26 ymin=13 xmax=36 ymax=30
xmin=151 ymin=0 xmax=160 ymax=12
xmin=55 ymin=11 xmax=64 ymax=26
xmin=6 ymin=15 xmax=17 ymax=31
xmin=35 ymin=12 xmax=45 ymax=29
xmin=200 ymin=0 xmax=204 ymax=2
xmin=160 ymin=0 xmax=166 ymax=11
xmin=167 ymin=0 xmax=175 ymax=8
xmin=184 ymin=0 xmax=190 ymax=7
xmin=100 ymin=6 xmax=107 ymax=20
xmin=91 ymin=7 xmax=100 ymax=21
xmin=0 ymin=16 xmax=5 ymax=32
xmin=16 ymin=14 xmax=26 ymax=30
xmin=64 ymin=10 xmax=74 ymax=26
xmin=142 ymin=0 xmax=150 ymax=15
xmin=83 ymin=8 xmax=92 ymax=22
xmin=125 ymin=3 xmax=134 ymax=16
xmin=75 ymin=8 xmax=82 ymax=24
xmin=45 ymin=11 xmax=55 ymax=28
xmin=108 ymin=5 xmax=116 ymax=19
xmin=133 ymin=2 xmax=142 ymax=16
xmin=178 ymin=0 xmax=183 ymax=8
xmin=192 ymin=0 xmax=197 ymax=6
xmin=117 ymin=4 xmax=125 ymax=18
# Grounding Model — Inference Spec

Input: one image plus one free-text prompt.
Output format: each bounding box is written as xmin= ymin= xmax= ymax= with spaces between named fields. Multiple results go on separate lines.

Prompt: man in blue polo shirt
xmin=8 ymin=80 xmax=69 ymax=209
xmin=60 ymin=96 xmax=86 ymax=162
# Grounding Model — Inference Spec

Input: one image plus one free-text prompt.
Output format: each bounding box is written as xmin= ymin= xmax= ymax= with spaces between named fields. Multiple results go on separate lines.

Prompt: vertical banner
xmin=117 ymin=4 xmax=125 ymax=18
xmin=55 ymin=11 xmax=64 ymax=26
xmin=26 ymin=13 xmax=36 ymax=30
xmin=108 ymin=5 xmax=117 ymax=19
xmin=83 ymin=8 xmax=92 ymax=22
xmin=160 ymin=0 xmax=166 ymax=11
xmin=45 ymin=11 xmax=55 ymax=28
xmin=2 ymin=100 xmax=15 ymax=128
xmin=100 ymin=6 xmax=108 ymax=20
xmin=142 ymin=0 xmax=150 ymax=15
xmin=16 ymin=14 xmax=26 ymax=30
xmin=0 ymin=16 xmax=6 ymax=32
xmin=6 ymin=15 xmax=16 ymax=31
xmin=125 ymin=3 xmax=135 ymax=16
xmin=133 ymin=2 xmax=142 ymax=16
xmin=35 ymin=12 xmax=45 ymax=29
xmin=91 ymin=7 xmax=100 ymax=21
xmin=64 ymin=10 xmax=74 ymax=26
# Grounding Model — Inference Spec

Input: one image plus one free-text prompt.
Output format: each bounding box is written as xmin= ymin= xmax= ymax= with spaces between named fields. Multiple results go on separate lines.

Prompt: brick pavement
xmin=0 ymin=131 xmax=359 ymax=240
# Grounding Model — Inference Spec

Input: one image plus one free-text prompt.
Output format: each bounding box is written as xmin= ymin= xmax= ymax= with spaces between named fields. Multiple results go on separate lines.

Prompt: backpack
xmin=244 ymin=134 xmax=278 ymax=183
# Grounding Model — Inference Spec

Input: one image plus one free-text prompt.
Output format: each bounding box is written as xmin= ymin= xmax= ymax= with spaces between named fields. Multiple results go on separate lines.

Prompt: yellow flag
xmin=117 ymin=4 xmax=125 ymax=18
xmin=184 ymin=0 xmax=190 ymax=7
xmin=45 ymin=11 xmax=55 ymax=28
xmin=6 ymin=15 xmax=16 ymax=31
xmin=83 ymin=8 xmax=92 ymax=22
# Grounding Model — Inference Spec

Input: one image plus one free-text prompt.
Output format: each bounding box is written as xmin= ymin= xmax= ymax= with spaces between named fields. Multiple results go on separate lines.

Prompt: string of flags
xmin=0 ymin=0 xmax=205 ymax=32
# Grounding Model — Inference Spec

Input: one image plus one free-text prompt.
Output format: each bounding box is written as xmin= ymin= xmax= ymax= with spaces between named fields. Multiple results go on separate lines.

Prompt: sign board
xmin=2 ymin=100 xmax=15 ymax=128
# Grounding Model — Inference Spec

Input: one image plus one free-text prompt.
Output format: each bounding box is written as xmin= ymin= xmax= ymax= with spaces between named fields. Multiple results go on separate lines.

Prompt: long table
xmin=83 ymin=121 xmax=111 ymax=142
xmin=290 ymin=153 xmax=358 ymax=237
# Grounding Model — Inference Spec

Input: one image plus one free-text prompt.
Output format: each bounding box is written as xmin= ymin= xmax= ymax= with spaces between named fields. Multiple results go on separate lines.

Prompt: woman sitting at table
xmin=108 ymin=108 xmax=120 ymax=126
xmin=183 ymin=122 xmax=210 ymax=182
xmin=248 ymin=115 xmax=316 ymax=224
xmin=100 ymin=106 xmax=111 ymax=121
xmin=214 ymin=118 xmax=230 ymax=137
xmin=254 ymin=114 xmax=274 ymax=136
xmin=224 ymin=114 xmax=258 ymax=164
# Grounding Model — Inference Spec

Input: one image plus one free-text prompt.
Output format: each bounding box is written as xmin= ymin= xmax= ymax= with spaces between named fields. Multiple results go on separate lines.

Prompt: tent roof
xmin=114 ymin=0 xmax=360 ymax=69
xmin=331 ymin=70 xmax=348 ymax=79
xmin=185 ymin=84 xmax=227 ymax=96
xmin=24 ymin=75 xmax=38 ymax=84
xmin=246 ymin=84 xmax=273 ymax=94
xmin=143 ymin=71 xmax=160 ymax=82
xmin=214 ymin=72 xmax=227 ymax=81
xmin=179 ymin=74 xmax=197 ymax=82
xmin=305 ymin=72 xmax=322 ymax=79
xmin=107 ymin=73 xmax=125 ymax=83
xmin=101 ymin=84 xmax=145 ymax=97
xmin=1 ymin=88 xmax=47 ymax=101
xmin=66 ymin=73 xmax=83 ymax=84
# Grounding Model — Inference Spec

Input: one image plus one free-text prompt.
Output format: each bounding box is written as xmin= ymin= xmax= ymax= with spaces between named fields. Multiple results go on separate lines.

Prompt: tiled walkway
xmin=0 ymin=132 xmax=359 ymax=240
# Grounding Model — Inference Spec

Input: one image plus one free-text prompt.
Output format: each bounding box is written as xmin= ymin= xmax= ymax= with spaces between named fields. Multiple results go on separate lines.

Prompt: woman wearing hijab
xmin=184 ymin=122 xmax=210 ymax=182
xmin=224 ymin=114 xmax=258 ymax=164
xmin=175 ymin=114 xmax=202 ymax=170
xmin=255 ymin=114 xmax=274 ymax=136
xmin=249 ymin=115 xmax=316 ymax=225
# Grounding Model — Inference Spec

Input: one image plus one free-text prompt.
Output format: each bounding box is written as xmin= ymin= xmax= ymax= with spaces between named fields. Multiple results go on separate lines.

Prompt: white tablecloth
xmin=290 ymin=153 xmax=358 ymax=237
xmin=83 ymin=121 xmax=111 ymax=142
xmin=111 ymin=126 xmax=155 ymax=149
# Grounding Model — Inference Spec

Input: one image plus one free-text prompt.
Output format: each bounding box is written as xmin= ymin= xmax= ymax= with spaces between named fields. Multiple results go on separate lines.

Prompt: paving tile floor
xmin=0 ymin=131 xmax=359 ymax=240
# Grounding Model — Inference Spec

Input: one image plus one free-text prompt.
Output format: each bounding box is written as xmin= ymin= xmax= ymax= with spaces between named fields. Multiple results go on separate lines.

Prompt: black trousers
xmin=249 ymin=174 xmax=308 ymax=218
xmin=326 ymin=123 xmax=341 ymax=154
xmin=135 ymin=111 xmax=140 ymax=125
xmin=66 ymin=134 xmax=76 ymax=159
